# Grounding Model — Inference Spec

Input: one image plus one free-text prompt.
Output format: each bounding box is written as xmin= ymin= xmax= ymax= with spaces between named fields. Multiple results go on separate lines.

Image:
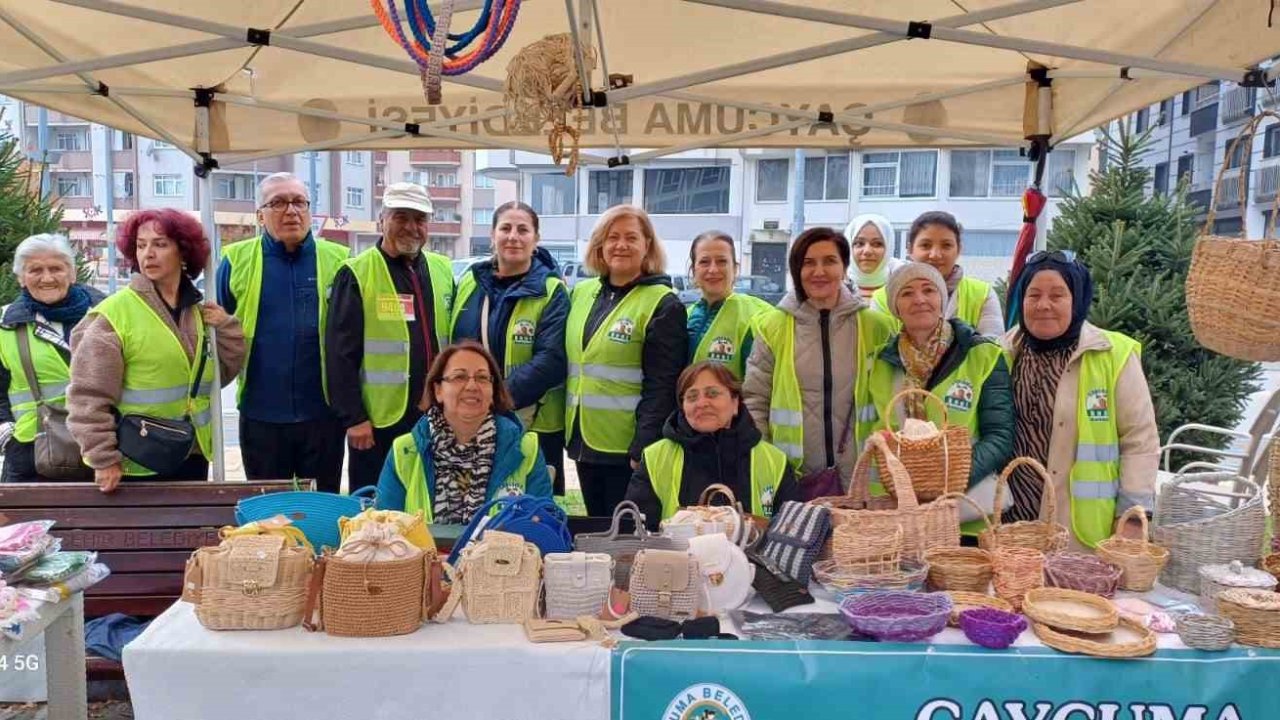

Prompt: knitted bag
xmin=543 ymin=551 xmax=614 ymax=620
xmin=628 ymin=549 xmax=700 ymax=621
xmin=438 ymin=530 xmax=542 ymax=624
xmin=758 ymin=501 xmax=831 ymax=586
xmin=448 ymin=494 xmax=572 ymax=565
xmin=184 ymin=534 xmax=313 ymax=631
xmin=573 ymin=501 xmax=688 ymax=589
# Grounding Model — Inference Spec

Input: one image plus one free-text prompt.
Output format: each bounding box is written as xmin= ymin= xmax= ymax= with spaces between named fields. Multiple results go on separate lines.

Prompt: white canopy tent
xmin=0 ymin=0 xmax=1277 ymax=481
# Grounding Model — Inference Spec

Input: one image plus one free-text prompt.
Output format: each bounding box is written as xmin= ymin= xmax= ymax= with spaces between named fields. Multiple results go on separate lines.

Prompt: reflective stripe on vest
xmin=347 ymin=246 xmax=454 ymax=428
xmin=872 ymin=276 xmax=990 ymax=331
xmin=392 ymin=429 xmax=540 ymax=522
xmin=451 ymin=271 xmax=566 ymax=433
xmin=751 ymin=306 xmax=896 ymax=469
xmin=1068 ymin=330 xmax=1141 ymax=548
xmin=643 ymin=438 xmax=789 ymax=519
xmin=223 ymin=235 xmax=349 ymax=404
xmin=689 ymin=293 xmax=772 ymax=380
xmin=87 ymin=288 xmax=214 ymax=476
xmin=0 ymin=324 xmax=70 ymax=443
xmin=564 ymin=278 xmax=671 ymax=454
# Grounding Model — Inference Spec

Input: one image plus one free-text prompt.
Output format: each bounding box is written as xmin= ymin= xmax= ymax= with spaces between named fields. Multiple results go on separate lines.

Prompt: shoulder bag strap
xmin=835 ymin=400 xmax=856 ymax=458
xmin=181 ymin=326 xmax=211 ymax=422
xmin=13 ymin=328 xmax=45 ymax=432
xmin=480 ymin=294 xmax=491 ymax=352
xmin=302 ymin=555 xmax=327 ymax=632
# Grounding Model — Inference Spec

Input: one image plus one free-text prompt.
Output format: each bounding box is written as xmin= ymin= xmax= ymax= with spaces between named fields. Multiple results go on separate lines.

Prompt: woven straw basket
xmin=305 ymin=549 xmax=434 ymax=637
xmin=1152 ymin=470 xmax=1266 ymax=593
xmin=186 ymin=534 xmax=314 ymax=631
xmin=1095 ymin=506 xmax=1168 ymax=591
xmin=991 ymin=546 xmax=1044 ymax=611
xmin=874 ymin=389 xmax=971 ymax=502
xmin=1186 ymin=111 xmax=1280 ymax=362
xmin=979 ymin=458 xmax=1069 ymax=554
xmin=1217 ymin=588 xmax=1280 ymax=648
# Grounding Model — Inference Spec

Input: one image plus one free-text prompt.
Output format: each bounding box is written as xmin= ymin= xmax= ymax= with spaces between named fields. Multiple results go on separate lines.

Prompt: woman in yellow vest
xmin=626 ymin=361 xmax=795 ymax=529
xmin=873 ymin=211 xmax=1004 ymax=336
xmin=566 ymin=205 xmax=687 ymax=516
xmin=686 ymin=231 xmax=771 ymax=379
xmin=375 ymin=341 xmax=550 ymax=523
xmin=451 ymin=202 xmax=569 ymax=494
xmin=0 ymin=234 xmax=105 ymax=482
xmin=845 ymin=213 xmax=903 ymax=300
xmin=68 ymin=209 xmax=245 ymax=492
xmin=1003 ymin=250 xmax=1158 ymax=549
xmin=742 ymin=227 xmax=896 ymax=485
xmin=867 ymin=263 xmax=1014 ymax=524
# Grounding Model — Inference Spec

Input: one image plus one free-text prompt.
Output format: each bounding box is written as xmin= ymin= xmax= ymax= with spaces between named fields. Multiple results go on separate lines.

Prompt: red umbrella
xmin=1006 ymin=185 xmax=1047 ymax=325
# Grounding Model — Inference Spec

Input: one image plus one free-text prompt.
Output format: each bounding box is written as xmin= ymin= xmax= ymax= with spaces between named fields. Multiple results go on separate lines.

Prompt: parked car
xmin=451 ymin=256 xmax=488 ymax=280
xmin=560 ymin=261 xmax=594 ymax=290
xmin=734 ymin=275 xmax=785 ymax=306
xmin=672 ymin=276 xmax=700 ymax=305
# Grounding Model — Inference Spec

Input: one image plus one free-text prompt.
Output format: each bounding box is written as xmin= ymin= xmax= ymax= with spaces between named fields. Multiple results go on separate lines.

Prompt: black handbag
xmin=115 ymin=335 xmax=209 ymax=476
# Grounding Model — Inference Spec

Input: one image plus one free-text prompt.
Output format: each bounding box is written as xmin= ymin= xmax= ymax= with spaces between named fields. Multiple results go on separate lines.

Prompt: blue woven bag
xmin=447 ymin=494 xmax=572 ymax=565
xmin=234 ymin=485 xmax=376 ymax=554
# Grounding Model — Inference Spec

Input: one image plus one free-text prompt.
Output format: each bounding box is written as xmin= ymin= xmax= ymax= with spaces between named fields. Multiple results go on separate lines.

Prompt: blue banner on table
xmin=611 ymin=640 xmax=1278 ymax=720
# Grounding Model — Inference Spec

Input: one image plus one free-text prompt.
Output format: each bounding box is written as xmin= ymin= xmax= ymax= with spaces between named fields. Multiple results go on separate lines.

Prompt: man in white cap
xmin=325 ymin=182 xmax=455 ymax=491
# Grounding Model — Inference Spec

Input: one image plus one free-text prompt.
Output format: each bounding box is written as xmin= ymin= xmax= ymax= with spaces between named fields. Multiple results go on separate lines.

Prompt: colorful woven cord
xmin=372 ymin=0 xmax=521 ymax=76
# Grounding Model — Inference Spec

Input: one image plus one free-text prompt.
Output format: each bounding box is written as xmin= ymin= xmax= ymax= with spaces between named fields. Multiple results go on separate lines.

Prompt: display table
xmin=0 ymin=592 xmax=86 ymax=720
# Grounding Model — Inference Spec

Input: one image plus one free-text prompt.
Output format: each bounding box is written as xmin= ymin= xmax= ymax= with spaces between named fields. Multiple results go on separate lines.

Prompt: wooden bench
xmin=0 ymin=480 xmax=295 ymax=682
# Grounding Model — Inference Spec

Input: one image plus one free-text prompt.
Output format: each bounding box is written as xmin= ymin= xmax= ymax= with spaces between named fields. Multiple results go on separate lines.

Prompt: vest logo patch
xmin=607 ymin=317 xmax=636 ymax=343
xmin=759 ymin=486 xmax=775 ymax=518
xmin=512 ymin=319 xmax=536 ymax=345
xmin=502 ymin=485 xmax=523 ymax=497
xmin=942 ymin=380 xmax=975 ymax=413
xmin=707 ymin=336 xmax=736 ymax=362
xmin=1086 ymin=388 xmax=1110 ymax=422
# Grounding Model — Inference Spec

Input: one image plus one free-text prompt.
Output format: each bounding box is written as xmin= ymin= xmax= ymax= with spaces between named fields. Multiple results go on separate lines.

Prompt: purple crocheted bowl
xmin=959 ymin=607 xmax=1028 ymax=649
xmin=839 ymin=591 xmax=953 ymax=642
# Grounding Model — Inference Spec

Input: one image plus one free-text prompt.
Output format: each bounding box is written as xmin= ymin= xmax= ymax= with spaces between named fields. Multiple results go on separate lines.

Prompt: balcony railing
xmin=1221 ymin=87 xmax=1257 ymax=124
xmin=1187 ymin=188 xmax=1213 ymax=213
xmin=427 ymin=221 xmax=462 ymax=235
xmin=1254 ymin=164 xmax=1280 ymax=201
xmin=410 ymin=149 xmax=461 ymax=164
xmin=1195 ymin=83 xmax=1220 ymax=109
xmin=1215 ymin=168 xmax=1243 ymax=209
xmin=428 ymin=185 xmax=461 ymax=200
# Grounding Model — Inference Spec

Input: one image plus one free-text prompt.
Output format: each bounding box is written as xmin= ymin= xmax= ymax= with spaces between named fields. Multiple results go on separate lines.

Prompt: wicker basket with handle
xmin=185 ymin=533 xmax=314 ymax=631
xmin=1152 ymin=470 xmax=1266 ymax=593
xmin=1095 ymin=506 xmax=1168 ymax=591
xmin=978 ymin=457 xmax=1069 ymax=553
xmin=873 ymin=388 xmax=971 ymax=502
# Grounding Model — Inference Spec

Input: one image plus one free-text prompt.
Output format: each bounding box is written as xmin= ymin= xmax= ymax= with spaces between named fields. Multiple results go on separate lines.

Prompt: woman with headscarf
xmin=844 ymin=213 xmax=903 ymax=301
xmin=1002 ymin=250 xmax=1158 ymax=549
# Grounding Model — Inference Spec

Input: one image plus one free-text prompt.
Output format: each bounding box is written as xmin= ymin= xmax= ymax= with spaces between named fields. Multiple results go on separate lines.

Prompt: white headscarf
xmin=844 ymin=213 xmax=899 ymax=290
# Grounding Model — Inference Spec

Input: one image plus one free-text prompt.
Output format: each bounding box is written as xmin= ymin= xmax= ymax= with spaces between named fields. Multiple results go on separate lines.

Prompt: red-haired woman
xmin=68 ymin=209 xmax=245 ymax=491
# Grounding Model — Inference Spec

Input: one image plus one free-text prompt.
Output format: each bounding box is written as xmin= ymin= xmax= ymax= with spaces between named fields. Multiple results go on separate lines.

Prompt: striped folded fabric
xmin=758 ymin=501 xmax=831 ymax=586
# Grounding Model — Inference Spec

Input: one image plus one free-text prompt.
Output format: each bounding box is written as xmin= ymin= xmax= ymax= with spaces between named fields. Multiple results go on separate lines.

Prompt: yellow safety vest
xmin=643 ymin=438 xmax=789 ymax=519
xmin=689 ymin=293 xmax=772 ymax=380
xmin=346 ymin=246 xmax=454 ymax=428
xmin=564 ymin=278 xmax=672 ymax=454
xmin=450 ymin=271 xmax=566 ymax=433
xmin=0 ymin=324 xmax=69 ymax=443
xmin=223 ymin=235 xmax=349 ymax=403
xmin=751 ymin=306 xmax=896 ymax=469
xmin=390 ymin=429 xmax=540 ymax=522
xmin=87 ymin=288 xmax=214 ymax=476
xmin=872 ymin=276 xmax=992 ymax=332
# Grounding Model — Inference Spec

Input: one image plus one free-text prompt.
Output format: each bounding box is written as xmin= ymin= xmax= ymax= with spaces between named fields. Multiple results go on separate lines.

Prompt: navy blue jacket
xmin=216 ymin=233 xmax=331 ymax=423
xmin=450 ymin=247 xmax=569 ymax=411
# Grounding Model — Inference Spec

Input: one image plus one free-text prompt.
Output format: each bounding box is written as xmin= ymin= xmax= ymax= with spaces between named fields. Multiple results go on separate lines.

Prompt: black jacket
xmin=567 ymin=273 xmax=687 ymax=466
xmin=0 ymin=286 xmax=106 ymax=425
xmin=625 ymin=407 xmax=798 ymax=531
xmin=325 ymin=241 xmax=442 ymax=429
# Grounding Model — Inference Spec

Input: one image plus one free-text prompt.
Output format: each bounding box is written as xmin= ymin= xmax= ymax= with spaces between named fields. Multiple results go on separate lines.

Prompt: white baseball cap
xmin=382 ymin=182 xmax=434 ymax=215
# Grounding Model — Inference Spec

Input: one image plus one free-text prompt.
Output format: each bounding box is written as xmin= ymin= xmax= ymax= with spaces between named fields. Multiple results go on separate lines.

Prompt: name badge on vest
xmin=398 ymin=294 xmax=416 ymax=321
xmin=943 ymin=380 xmax=975 ymax=413
xmin=376 ymin=294 xmax=402 ymax=322
xmin=707 ymin=336 xmax=735 ymax=363
xmin=607 ymin=317 xmax=636 ymax=344
xmin=512 ymin=320 xmax=536 ymax=345
xmin=1086 ymin=389 xmax=1110 ymax=422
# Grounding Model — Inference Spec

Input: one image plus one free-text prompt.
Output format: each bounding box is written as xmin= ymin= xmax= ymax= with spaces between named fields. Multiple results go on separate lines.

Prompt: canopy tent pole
xmin=194 ymin=90 xmax=225 ymax=484
xmin=688 ymin=0 xmax=1248 ymax=82
xmin=563 ymin=0 xmax=595 ymax=107
xmin=612 ymin=0 xmax=1081 ymax=105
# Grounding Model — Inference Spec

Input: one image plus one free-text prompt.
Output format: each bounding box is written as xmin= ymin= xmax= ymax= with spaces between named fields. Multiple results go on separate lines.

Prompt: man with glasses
xmin=217 ymin=172 xmax=351 ymax=491
xmin=326 ymin=182 xmax=455 ymax=492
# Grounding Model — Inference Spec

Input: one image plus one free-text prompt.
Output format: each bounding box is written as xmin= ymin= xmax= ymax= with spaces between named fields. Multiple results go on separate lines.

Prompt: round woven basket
xmin=978 ymin=458 xmax=1069 ymax=554
xmin=960 ymin=607 xmax=1027 ymax=650
xmin=832 ymin=523 xmax=902 ymax=574
xmin=1217 ymin=588 xmax=1280 ymax=648
xmin=319 ymin=551 xmax=427 ymax=637
xmin=1095 ymin=506 xmax=1169 ymax=591
xmin=1022 ymin=587 xmax=1119 ymax=634
xmin=1152 ymin=471 xmax=1266 ymax=593
xmin=874 ymin=389 xmax=971 ymax=502
xmin=991 ymin=546 xmax=1044 ymax=611
xmin=924 ymin=545 xmax=993 ymax=594
xmin=839 ymin=590 xmax=952 ymax=642
xmin=1199 ymin=560 xmax=1277 ymax=614
xmin=946 ymin=591 xmax=1013 ymax=626
xmin=1044 ymin=552 xmax=1124 ymax=598
xmin=1175 ymin=613 xmax=1235 ymax=652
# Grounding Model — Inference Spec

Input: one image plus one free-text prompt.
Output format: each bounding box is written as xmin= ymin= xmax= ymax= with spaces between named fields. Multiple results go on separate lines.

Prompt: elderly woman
xmin=743 ymin=227 xmax=896 ymax=484
xmin=451 ymin=202 xmax=569 ymax=493
xmin=867 ymin=262 xmax=1014 ymax=514
xmin=566 ymin=204 xmax=687 ymax=516
xmin=0 ymin=234 xmax=105 ymax=482
xmin=68 ymin=209 xmax=245 ymax=491
xmin=376 ymin=341 xmax=550 ymax=523
xmin=845 ymin=213 xmax=903 ymax=300
xmin=626 ymin=361 xmax=795 ymax=530
xmin=1003 ymin=250 xmax=1158 ymax=548
xmin=686 ymin=231 xmax=771 ymax=379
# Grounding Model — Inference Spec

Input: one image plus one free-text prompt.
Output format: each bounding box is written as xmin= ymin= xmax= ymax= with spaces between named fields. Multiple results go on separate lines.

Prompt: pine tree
xmin=1044 ymin=123 xmax=1262 ymax=459
xmin=0 ymin=109 xmax=63 ymax=304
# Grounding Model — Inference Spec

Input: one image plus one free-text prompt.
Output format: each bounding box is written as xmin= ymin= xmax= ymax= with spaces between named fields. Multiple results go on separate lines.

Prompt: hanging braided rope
xmin=372 ymin=0 xmax=522 ymax=104
xmin=505 ymin=33 xmax=596 ymax=175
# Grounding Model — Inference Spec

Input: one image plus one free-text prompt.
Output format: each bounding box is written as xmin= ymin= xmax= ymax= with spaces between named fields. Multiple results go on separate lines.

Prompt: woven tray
xmin=813 ymin=558 xmax=929 ymax=598
xmin=1033 ymin=616 xmax=1156 ymax=658
xmin=1175 ymin=613 xmax=1235 ymax=652
xmin=839 ymin=590 xmax=952 ymax=642
xmin=1217 ymin=588 xmax=1280 ymax=648
xmin=946 ymin=591 xmax=1013 ymax=626
xmin=1199 ymin=560 xmax=1277 ymax=614
xmin=1022 ymin=588 xmax=1119 ymax=634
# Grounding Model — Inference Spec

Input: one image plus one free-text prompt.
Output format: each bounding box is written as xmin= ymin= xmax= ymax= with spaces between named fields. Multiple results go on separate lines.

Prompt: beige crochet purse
xmin=437 ymin=531 xmax=542 ymax=624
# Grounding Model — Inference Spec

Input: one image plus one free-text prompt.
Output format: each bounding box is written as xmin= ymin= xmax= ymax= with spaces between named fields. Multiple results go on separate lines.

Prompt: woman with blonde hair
xmin=565 ymin=204 xmax=686 ymax=515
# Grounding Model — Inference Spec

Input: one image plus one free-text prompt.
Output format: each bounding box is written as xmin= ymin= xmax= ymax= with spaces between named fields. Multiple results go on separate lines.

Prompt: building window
xmin=53 ymin=130 xmax=86 ymax=151
xmin=55 ymin=175 xmax=89 ymax=197
xmin=403 ymin=171 xmax=428 ymax=185
xmin=804 ymin=154 xmax=850 ymax=201
xmin=113 ymin=132 xmax=134 ymax=151
xmin=1265 ymin=124 xmax=1280 ymax=159
xmin=433 ymin=208 xmax=459 ymax=223
xmin=1046 ymin=149 xmax=1077 ymax=197
xmin=959 ymin=230 xmax=1019 ymax=257
xmin=1181 ymin=90 xmax=1193 ymax=116
xmin=1153 ymin=162 xmax=1169 ymax=196
xmin=588 ymin=169 xmax=633 ymax=214
xmin=430 ymin=237 xmax=454 ymax=255
xmin=430 ymin=172 xmax=457 ymax=187
xmin=542 ymin=244 xmax=578 ymax=265
xmin=214 ymin=173 xmax=259 ymax=201
xmin=114 ymin=171 xmax=134 ymax=199
xmin=1134 ymin=108 xmax=1149 ymax=134
xmin=643 ymin=166 xmax=731 ymax=214
xmin=950 ymin=149 xmax=1029 ymax=198
xmin=473 ymin=208 xmax=494 ymax=224
xmin=531 ymin=173 xmax=577 ymax=215
xmin=1158 ymin=99 xmax=1173 ymax=126
xmin=153 ymin=174 xmax=185 ymax=197
xmin=1176 ymin=154 xmax=1194 ymax=185
xmin=1224 ymin=141 xmax=1249 ymax=170
xmin=861 ymin=150 xmax=937 ymax=198
xmin=474 ymin=174 xmax=495 ymax=189
xmin=344 ymin=152 xmax=365 ymax=166
xmin=345 ymin=186 xmax=365 ymax=208
xmin=755 ymin=158 xmax=789 ymax=202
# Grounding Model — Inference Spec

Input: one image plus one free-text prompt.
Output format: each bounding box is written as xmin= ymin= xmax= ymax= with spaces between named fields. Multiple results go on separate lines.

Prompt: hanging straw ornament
xmin=505 ymin=33 xmax=597 ymax=176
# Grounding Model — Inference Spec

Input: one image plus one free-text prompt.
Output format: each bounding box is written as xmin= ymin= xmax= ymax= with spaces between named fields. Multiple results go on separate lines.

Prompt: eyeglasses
xmin=682 ymin=387 xmax=727 ymax=404
xmin=260 ymin=199 xmax=311 ymax=212
xmin=440 ymin=372 xmax=494 ymax=387
xmin=1026 ymin=249 xmax=1077 ymax=265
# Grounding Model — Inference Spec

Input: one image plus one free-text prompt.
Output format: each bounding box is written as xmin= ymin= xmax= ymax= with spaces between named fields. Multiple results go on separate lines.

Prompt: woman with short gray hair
xmin=0 ymin=233 xmax=104 ymax=481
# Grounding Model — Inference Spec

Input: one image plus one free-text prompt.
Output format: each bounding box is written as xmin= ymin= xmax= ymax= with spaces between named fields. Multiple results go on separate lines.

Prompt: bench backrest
xmin=0 ymin=481 xmax=296 ymax=618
